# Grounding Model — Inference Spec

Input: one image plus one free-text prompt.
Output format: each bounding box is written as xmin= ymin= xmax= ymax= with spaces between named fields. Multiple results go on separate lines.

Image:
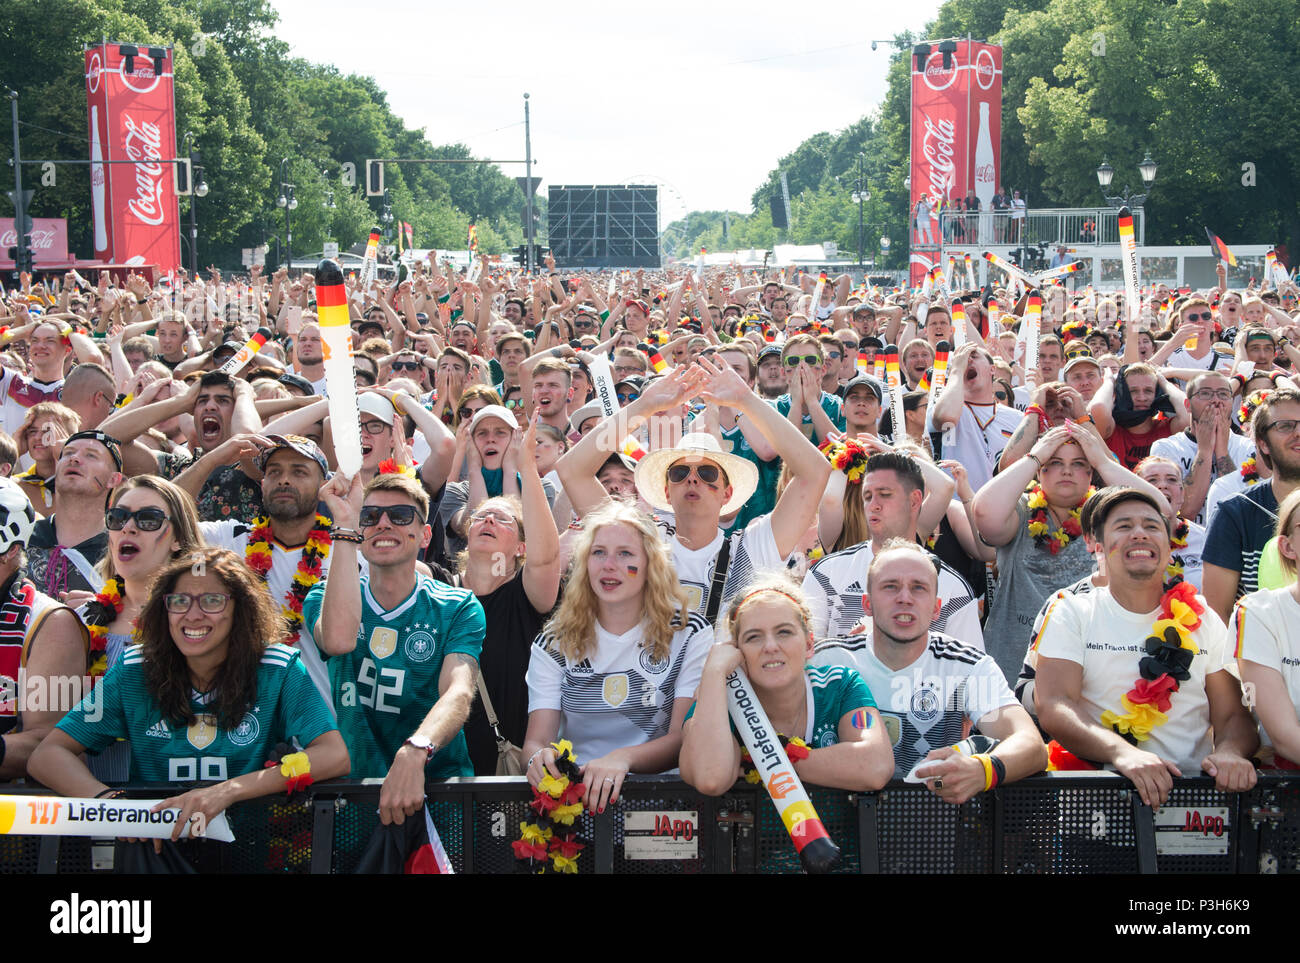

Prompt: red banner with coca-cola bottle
xmin=909 ymin=40 xmax=1002 ymax=285
xmin=84 ymin=42 xmax=181 ymax=272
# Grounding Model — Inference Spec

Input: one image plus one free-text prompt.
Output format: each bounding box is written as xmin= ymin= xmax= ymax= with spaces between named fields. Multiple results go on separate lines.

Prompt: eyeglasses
xmin=1265 ymin=419 xmax=1300 ymax=438
xmin=360 ymin=420 xmax=390 ymax=435
xmin=165 ymin=592 xmax=231 ymax=614
xmin=1192 ymin=389 xmax=1233 ymax=401
xmin=391 ymin=360 xmax=421 ymax=371
xmin=106 ymin=507 xmax=170 ymax=531
xmin=470 ymin=509 xmax=517 ymax=526
xmin=359 ymin=504 xmax=425 ymax=527
xmin=1183 ymin=311 xmax=1213 ymax=323
xmin=616 ymin=391 xmax=640 ymax=404
xmin=784 ymin=355 xmax=820 ymax=367
xmin=667 ymin=463 xmax=722 ymax=485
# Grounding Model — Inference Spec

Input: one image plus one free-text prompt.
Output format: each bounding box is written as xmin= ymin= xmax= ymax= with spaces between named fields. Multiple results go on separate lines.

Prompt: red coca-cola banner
xmin=909 ymin=40 xmax=1002 ymax=285
xmin=0 ymin=218 xmax=69 ymax=268
xmin=84 ymin=43 xmax=181 ymax=272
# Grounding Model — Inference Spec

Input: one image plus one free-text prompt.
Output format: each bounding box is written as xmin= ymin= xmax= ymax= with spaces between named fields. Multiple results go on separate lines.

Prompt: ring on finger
xmin=933 ymin=778 xmax=944 ymax=789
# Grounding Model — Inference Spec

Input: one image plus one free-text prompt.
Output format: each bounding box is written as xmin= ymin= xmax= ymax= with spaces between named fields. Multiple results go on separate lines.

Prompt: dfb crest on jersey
xmin=602 ymin=673 xmax=629 ymax=708
xmin=369 ymin=626 xmax=398 ymax=660
xmin=187 ymin=713 xmax=218 ymax=750
xmin=227 ymin=711 xmax=260 ymax=747
xmin=638 ymin=647 xmax=667 ymax=675
xmin=404 ymin=631 xmax=435 ymax=663
xmin=910 ymin=684 xmax=942 ymax=724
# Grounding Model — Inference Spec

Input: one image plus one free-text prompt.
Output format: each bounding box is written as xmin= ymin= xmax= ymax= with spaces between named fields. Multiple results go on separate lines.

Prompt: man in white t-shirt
xmin=928 ymin=343 xmax=1021 ymax=493
xmin=201 ymin=435 xmax=357 ymax=698
xmin=813 ymin=539 xmax=1044 ymax=801
xmin=1032 ymin=486 xmax=1257 ymax=807
xmin=1147 ymin=299 xmax=1224 ymax=373
xmin=293 ymin=322 xmax=329 ymax=397
xmin=1149 ymin=371 xmax=1250 ymax=523
xmin=558 ymin=359 xmax=830 ymax=621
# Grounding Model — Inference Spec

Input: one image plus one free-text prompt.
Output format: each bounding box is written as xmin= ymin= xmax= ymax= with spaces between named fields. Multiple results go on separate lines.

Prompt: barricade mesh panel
xmin=54 ymin=836 xmax=96 ymax=873
xmin=329 ymin=794 xmax=464 ymax=874
xmin=877 ymin=788 xmax=994 ymax=873
xmin=755 ymin=787 xmax=861 ymax=874
xmin=0 ymin=834 xmax=41 ymax=874
xmin=1043 ymin=783 xmax=1137 ymax=873
xmin=230 ymin=797 xmax=313 ymax=874
xmin=1255 ymin=781 xmax=1300 ymax=874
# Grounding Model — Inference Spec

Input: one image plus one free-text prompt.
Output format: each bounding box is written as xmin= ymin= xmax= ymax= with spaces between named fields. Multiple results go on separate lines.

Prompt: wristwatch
xmin=403 ymin=734 xmax=439 ymax=760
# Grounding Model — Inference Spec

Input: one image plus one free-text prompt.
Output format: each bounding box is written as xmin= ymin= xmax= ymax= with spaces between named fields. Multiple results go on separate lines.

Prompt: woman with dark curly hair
xmin=30 ymin=548 xmax=348 ymax=842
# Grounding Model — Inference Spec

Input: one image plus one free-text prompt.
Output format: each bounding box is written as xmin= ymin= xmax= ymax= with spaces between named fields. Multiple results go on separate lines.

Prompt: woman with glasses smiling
xmin=31 ymin=548 xmax=348 ymax=848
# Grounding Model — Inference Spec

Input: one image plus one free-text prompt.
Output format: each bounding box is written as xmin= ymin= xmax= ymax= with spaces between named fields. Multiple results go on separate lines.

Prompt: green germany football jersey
xmin=57 ymin=643 xmax=338 ymax=783
xmin=302 ymin=573 xmax=485 ymax=780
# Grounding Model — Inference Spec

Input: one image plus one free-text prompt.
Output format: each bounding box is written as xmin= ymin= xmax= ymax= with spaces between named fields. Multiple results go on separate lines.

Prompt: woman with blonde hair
xmin=523 ymin=499 xmax=713 ymax=812
xmin=681 ymin=572 xmax=893 ymax=796
xmin=14 ymin=401 xmax=80 ymax=514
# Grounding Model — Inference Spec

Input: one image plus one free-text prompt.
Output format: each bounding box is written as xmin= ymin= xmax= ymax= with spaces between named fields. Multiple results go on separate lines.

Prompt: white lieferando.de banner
xmin=0 ymin=794 xmax=235 ymax=842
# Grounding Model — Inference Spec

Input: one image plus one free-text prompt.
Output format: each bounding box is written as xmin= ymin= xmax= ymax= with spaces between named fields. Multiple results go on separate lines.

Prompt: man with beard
xmin=813 ymin=539 xmax=1044 ymax=796
xmin=201 ymin=435 xmax=345 ymax=698
xmin=1203 ymin=387 xmax=1300 ymax=624
xmin=1150 ymin=372 xmax=1249 ymax=523
xmin=1034 ymin=487 xmax=1257 ymax=807
xmin=755 ymin=345 xmax=787 ymax=400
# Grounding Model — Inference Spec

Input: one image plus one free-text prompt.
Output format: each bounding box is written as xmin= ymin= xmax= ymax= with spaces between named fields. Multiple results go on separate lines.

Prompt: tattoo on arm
xmin=1214 ymin=455 xmax=1235 ymax=476
xmin=453 ymin=652 xmax=480 ymax=670
xmin=1186 ymin=453 xmax=1205 ymax=482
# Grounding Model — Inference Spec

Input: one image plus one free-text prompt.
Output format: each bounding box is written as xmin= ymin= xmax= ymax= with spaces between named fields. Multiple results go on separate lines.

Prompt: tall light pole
xmin=276 ymin=157 xmax=297 ymax=272
xmin=524 ymin=93 xmax=535 ymax=274
xmin=182 ymin=131 xmax=208 ymax=276
xmin=1096 ymin=152 xmax=1158 ymax=209
xmin=849 ymin=154 xmax=868 ymax=272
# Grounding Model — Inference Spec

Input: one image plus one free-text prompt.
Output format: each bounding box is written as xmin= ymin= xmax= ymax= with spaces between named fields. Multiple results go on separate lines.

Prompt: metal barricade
xmin=2 ymin=772 xmax=1295 ymax=874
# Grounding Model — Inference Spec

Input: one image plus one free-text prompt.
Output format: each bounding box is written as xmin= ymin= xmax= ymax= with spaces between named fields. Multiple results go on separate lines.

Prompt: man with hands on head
xmin=1149 ymin=372 xmax=1248 ymax=524
xmin=975 ymin=420 xmax=1170 ymax=681
xmin=1032 ymin=487 xmax=1257 ymax=808
xmin=304 ymin=470 xmax=483 ymax=826
xmin=929 ymin=342 xmax=1022 ymax=494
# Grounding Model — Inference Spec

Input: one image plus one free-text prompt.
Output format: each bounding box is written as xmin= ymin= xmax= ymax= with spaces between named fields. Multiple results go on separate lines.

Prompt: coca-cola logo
xmin=0 ymin=229 xmax=57 ymax=250
xmin=974 ymin=163 xmax=996 ymax=184
xmin=118 ymin=57 xmax=164 ymax=95
xmin=920 ymin=113 xmax=958 ymax=202
xmin=974 ymin=48 xmax=997 ymax=91
xmin=921 ymin=52 xmax=958 ymax=91
xmin=122 ymin=114 xmax=168 ymax=227
xmin=87 ymin=52 xmax=102 ymax=93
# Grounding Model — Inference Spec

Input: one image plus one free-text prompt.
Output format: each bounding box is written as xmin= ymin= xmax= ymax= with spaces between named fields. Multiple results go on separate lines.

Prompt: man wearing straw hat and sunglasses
xmin=558 ymin=359 xmax=830 ymax=622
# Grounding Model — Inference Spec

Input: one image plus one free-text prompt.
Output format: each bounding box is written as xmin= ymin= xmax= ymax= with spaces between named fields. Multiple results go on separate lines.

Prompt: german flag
xmin=1205 ymin=228 xmax=1237 ymax=267
xmin=639 ymin=342 xmax=668 ymax=374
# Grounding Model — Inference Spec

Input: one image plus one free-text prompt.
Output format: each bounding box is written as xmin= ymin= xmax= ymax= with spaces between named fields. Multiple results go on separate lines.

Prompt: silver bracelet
xmin=527 ymin=746 xmax=548 ymax=770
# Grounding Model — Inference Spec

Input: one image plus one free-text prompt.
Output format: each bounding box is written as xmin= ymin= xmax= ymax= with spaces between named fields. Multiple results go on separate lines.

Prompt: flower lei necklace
xmin=1240 ymin=457 xmax=1259 ymax=485
xmin=1025 ymin=480 xmax=1095 ymax=554
xmin=244 ymin=514 xmax=332 ymax=644
xmin=1166 ymin=518 xmax=1189 ymax=588
xmin=1099 ymin=581 xmax=1204 ymax=744
xmin=514 ymin=740 xmax=587 ymax=874
xmin=82 ymin=575 xmax=125 ymax=679
xmin=818 ymin=438 xmax=868 ymax=484
xmin=741 ymin=735 xmax=811 ymax=783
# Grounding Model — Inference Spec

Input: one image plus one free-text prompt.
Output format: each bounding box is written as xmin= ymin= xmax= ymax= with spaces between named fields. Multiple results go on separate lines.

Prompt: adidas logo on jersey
xmin=144 ymin=720 xmax=170 ymax=740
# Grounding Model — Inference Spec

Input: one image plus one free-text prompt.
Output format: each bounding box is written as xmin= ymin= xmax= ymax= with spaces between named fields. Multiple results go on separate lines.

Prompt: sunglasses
xmin=826 ymin=350 xmax=842 ymax=360
xmin=457 ymin=406 xmax=482 ymax=421
xmin=470 ymin=509 xmax=518 ymax=527
xmin=504 ymin=398 xmax=524 ymax=409
xmin=391 ymin=360 xmax=421 ymax=371
xmin=667 ymin=464 xmax=722 ymax=485
xmin=1183 ymin=311 xmax=1213 ymax=323
xmin=106 ymin=506 xmax=169 ymax=531
xmin=994 ymin=390 xmax=1009 ymax=402
xmin=784 ymin=355 xmax=821 ymax=367
xmin=617 ymin=391 xmax=640 ymax=404
xmin=359 ymin=504 xmax=425 ymax=528
xmin=165 ymin=592 xmax=231 ymax=614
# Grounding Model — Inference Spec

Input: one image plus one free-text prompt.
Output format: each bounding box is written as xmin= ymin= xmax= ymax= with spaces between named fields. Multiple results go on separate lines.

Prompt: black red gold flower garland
xmin=818 ymin=438 xmax=868 ymax=483
xmin=245 ymin=514 xmax=331 ymax=644
xmin=82 ymin=575 xmax=125 ymax=679
xmin=514 ymin=740 xmax=587 ymax=874
xmin=1025 ymin=481 xmax=1094 ymax=554
xmin=1240 ymin=457 xmax=1259 ymax=485
xmin=1166 ymin=518 xmax=1189 ymax=588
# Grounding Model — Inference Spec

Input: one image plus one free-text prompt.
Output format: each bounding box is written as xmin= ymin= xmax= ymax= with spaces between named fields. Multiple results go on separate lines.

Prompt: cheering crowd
xmin=1 ymin=251 xmax=1298 ymax=869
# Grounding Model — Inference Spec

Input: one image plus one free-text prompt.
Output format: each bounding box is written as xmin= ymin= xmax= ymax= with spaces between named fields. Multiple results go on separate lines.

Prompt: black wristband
xmin=0 ymin=734 xmax=5 ymax=769
xmin=990 ymin=754 xmax=1007 ymax=787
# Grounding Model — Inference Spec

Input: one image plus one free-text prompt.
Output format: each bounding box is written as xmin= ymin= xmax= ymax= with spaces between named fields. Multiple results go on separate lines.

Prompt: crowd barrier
xmin=2 ymin=773 xmax=1295 ymax=874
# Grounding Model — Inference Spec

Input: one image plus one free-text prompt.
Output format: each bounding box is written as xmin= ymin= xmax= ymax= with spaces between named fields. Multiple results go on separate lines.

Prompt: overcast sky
xmin=269 ymin=0 xmax=944 ymax=226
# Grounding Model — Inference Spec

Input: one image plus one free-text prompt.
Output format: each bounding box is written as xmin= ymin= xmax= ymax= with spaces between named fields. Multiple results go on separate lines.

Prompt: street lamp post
xmin=181 ymin=132 xmax=208 ymax=276
xmin=849 ymin=154 xmax=869 ymax=273
xmin=276 ymin=157 xmax=297 ymax=273
xmin=1096 ymin=152 xmax=1158 ymax=209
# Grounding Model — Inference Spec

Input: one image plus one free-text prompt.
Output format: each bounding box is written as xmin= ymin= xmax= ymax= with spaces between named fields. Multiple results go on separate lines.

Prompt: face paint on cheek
xmin=850 ymin=709 xmax=873 ymax=731
xmin=625 ymin=565 xmax=638 ymax=577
